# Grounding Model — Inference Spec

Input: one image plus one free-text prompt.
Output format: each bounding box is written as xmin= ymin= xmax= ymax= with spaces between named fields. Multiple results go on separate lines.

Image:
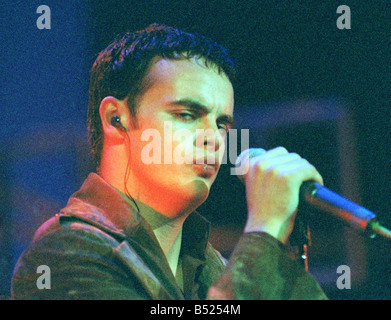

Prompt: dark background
xmin=1 ymin=0 xmax=390 ymax=299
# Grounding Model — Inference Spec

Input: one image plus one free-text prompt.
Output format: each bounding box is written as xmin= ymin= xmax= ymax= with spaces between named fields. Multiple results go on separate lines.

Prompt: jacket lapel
xmin=113 ymin=240 xmax=184 ymax=300
xmin=61 ymin=173 xmax=185 ymax=300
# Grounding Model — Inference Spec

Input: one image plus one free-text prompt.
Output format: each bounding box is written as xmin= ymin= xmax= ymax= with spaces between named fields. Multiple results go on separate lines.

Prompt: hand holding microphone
xmin=236 ymin=147 xmax=324 ymax=244
xmin=236 ymin=148 xmax=390 ymax=243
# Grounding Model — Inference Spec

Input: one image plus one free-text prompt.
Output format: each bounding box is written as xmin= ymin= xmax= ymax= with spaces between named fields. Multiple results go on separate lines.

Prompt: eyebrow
xmin=170 ymin=98 xmax=235 ymax=128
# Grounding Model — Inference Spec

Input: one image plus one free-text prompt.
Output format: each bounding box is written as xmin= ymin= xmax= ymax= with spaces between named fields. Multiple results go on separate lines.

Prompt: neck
xmin=116 ymin=189 xmax=188 ymax=277
xmin=135 ymin=199 xmax=187 ymax=254
xmin=138 ymin=200 xmax=187 ymax=278
xmin=153 ymin=221 xmax=184 ymax=277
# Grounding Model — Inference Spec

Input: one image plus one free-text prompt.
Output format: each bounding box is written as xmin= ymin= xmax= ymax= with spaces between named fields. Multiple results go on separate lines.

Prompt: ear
xmin=99 ymin=96 xmax=129 ymax=139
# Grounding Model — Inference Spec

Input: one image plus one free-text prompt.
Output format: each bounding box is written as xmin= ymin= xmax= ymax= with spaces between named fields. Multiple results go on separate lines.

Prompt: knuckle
xmin=276 ymin=146 xmax=288 ymax=153
xmin=265 ymin=166 xmax=279 ymax=179
xmin=289 ymin=152 xmax=301 ymax=160
xmin=251 ymin=160 xmax=267 ymax=175
xmin=253 ymin=158 xmax=271 ymax=172
xmin=281 ymin=171 xmax=295 ymax=183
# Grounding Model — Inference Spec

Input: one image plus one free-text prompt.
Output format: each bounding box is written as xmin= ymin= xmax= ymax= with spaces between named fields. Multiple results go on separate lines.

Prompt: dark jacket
xmin=11 ymin=173 xmax=327 ymax=300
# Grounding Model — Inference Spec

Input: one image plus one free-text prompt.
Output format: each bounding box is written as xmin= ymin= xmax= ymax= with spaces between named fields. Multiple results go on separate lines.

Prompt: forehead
xmin=139 ymin=57 xmax=234 ymax=114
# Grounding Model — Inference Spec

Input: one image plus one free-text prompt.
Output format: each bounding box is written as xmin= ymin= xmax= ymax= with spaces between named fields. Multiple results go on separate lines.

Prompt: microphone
xmin=299 ymin=181 xmax=378 ymax=237
xmin=235 ymin=149 xmax=391 ymax=240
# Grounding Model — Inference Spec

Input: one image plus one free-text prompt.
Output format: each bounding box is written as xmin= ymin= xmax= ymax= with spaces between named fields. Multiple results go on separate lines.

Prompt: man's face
xmin=127 ymin=56 xmax=234 ymax=214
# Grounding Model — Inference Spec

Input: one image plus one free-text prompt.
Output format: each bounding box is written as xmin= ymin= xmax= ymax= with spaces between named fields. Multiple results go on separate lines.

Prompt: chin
xmin=179 ymin=179 xmax=211 ymax=211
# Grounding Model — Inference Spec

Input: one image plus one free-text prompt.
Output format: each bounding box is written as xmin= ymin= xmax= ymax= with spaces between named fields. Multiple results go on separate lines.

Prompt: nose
xmin=195 ymin=118 xmax=225 ymax=153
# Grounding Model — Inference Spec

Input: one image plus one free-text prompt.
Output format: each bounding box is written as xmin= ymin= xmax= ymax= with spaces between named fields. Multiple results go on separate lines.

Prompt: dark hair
xmin=87 ymin=23 xmax=236 ymax=168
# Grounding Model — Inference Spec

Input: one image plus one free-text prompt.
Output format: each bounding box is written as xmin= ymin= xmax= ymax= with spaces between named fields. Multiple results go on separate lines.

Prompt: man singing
xmin=11 ymin=24 xmax=326 ymax=299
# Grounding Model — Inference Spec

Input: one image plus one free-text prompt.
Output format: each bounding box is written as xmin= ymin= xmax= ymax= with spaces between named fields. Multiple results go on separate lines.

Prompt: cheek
xmin=131 ymin=126 xmax=195 ymax=169
xmin=171 ymin=129 xmax=196 ymax=164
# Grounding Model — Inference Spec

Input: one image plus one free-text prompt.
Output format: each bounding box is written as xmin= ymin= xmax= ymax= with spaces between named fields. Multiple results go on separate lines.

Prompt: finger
xmin=234 ymin=148 xmax=266 ymax=176
xmin=238 ymin=147 xmax=291 ymax=166
xmin=247 ymin=148 xmax=267 ymax=161
xmin=261 ymin=146 xmax=289 ymax=158
xmin=235 ymin=148 xmax=266 ymax=166
xmin=283 ymin=164 xmax=324 ymax=186
xmin=251 ymin=152 xmax=302 ymax=169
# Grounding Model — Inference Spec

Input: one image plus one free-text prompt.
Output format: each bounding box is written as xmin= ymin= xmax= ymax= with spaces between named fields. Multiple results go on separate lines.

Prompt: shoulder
xmin=32 ymin=213 xmax=123 ymax=248
xmin=12 ymin=214 xmax=124 ymax=283
xmin=11 ymin=215 xmax=134 ymax=300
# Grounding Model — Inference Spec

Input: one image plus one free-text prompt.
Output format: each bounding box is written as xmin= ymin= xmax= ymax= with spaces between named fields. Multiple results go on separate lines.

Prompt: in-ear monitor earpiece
xmin=111 ymin=116 xmax=126 ymax=132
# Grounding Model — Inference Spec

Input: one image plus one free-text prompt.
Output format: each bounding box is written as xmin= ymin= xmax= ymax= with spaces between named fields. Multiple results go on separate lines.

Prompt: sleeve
xmin=11 ymin=225 xmax=150 ymax=300
xmin=207 ymin=232 xmax=327 ymax=300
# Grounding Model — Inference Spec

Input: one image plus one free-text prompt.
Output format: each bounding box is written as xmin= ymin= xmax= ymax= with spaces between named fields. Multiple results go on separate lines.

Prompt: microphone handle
xmin=299 ymin=181 xmax=378 ymax=237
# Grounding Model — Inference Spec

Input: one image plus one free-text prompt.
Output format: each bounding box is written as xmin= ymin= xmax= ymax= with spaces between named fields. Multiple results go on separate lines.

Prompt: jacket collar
xmin=60 ymin=173 xmax=211 ymax=259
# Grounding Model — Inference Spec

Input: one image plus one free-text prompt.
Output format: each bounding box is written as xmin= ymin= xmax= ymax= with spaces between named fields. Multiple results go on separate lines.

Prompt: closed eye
xmin=169 ymin=99 xmax=234 ymax=130
xmin=217 ymin=116 xmax=234 ymax=131
xmin=173 ymin=110 xmax=199 ymax=122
